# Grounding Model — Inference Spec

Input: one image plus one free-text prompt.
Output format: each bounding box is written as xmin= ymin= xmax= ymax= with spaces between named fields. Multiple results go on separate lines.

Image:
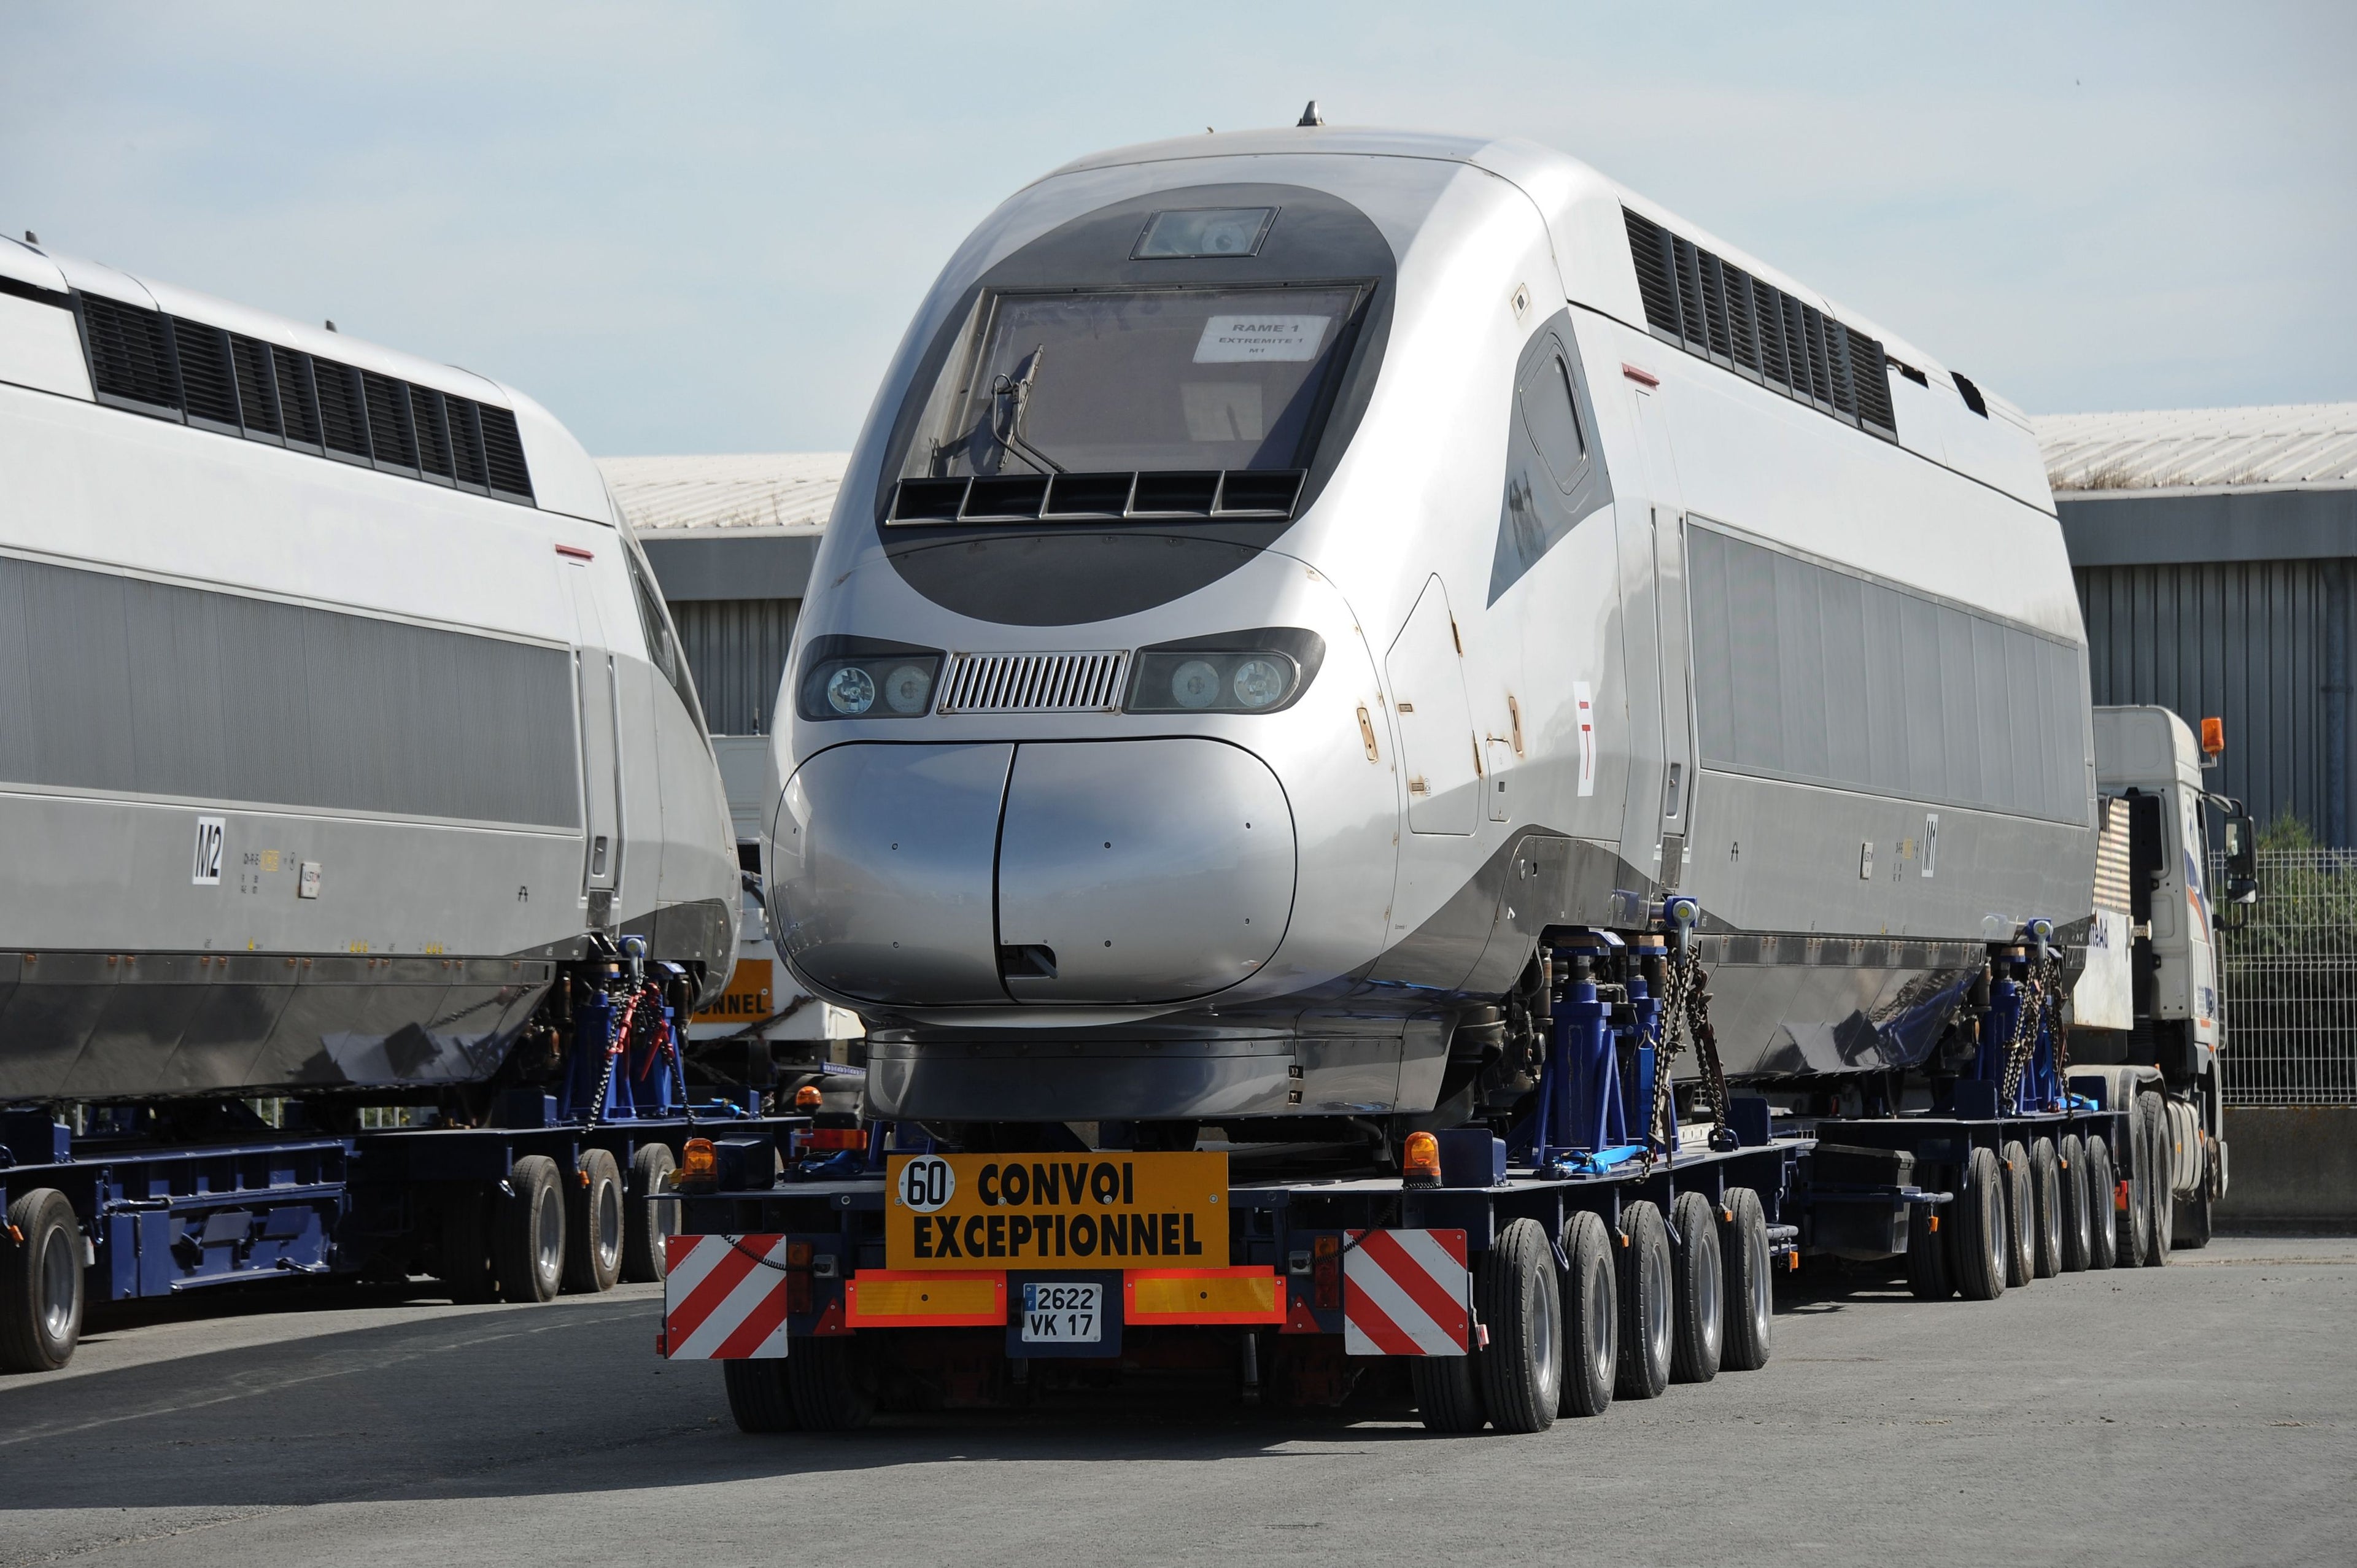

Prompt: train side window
xmin=623 ymin=544 xmax=711 ymax=739
xmin=1520 ymin=350 xmax=1589 ymax=492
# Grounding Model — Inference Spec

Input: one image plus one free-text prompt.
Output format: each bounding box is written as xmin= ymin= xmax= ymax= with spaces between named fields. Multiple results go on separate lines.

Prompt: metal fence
xmin=2215 ymin=848 xmax=2357 ymax=1105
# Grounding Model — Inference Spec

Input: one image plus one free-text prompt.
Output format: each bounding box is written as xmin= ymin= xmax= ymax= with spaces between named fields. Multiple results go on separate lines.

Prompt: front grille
xmin=936 ymin=651 xmax=1130 ymax=714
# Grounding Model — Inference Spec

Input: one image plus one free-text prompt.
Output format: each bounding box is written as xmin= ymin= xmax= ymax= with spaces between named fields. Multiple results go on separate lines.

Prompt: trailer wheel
xmin=1905 ymin=1194 xmax=1953 ymax=1300
xmin=1718 ymin=1188 xmax=1772 ymax=1372
xmin=2137 ymin=1092 xmax=2172 ymax=1268
xmin=1558 ymin=1210 xmax=1617 ymax=1416
xmin=788 ymin=1335 xmax=875 ymax=1431
xmin=1470 ymin=1218 xmax=1558 ymax=1432
xmin=1614 ymin=1201 xmax=1672 ymax=1399
xmin=1 ymin=1189 xmax=82 ymax=1373
xmin=436 ymin=1185 xmax=497 ymax=1303
xmin=2056 ymin=1134 xmax=2092 ymax=1273
xmin=2028 ymin=1138 xmax=2064 ymax=1280
xmin=2000 ymin=1141 xmax=2035 ymax=1288
xmin=2117 ymin=1104 xmax=2152 ymax=1266
xmin=564 ymin=1148 xmax=624 ymax=1294
xmin=622 ymin=1143 xmax=678 ymax=1283
xmin=1950 ymin=1146 xmax=2008 ymax=1302
xmin=723 ymin=1358 xmax=799 ymax=1433
xmin=1665 ymin=1192 xmax=1722 ymax=1382
xmin=2082 ymin=1134 xmax=2118 ymax=1270
xmin=494 ymin=1154 xmax=567 ymax=1304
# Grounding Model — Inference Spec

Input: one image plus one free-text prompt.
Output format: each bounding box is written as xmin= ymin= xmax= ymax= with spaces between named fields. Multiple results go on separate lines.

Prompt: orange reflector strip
xmin=2116 ymin=1181 xmax=2132 ymax=1212
xmin=843 ymin=1270 xmax=1005 ymax=1327
xmin=1927 ymin=1215 xmax=1940 ymax=1233
xmin=1124 ymin=1267 xmax=1284 ymax=1324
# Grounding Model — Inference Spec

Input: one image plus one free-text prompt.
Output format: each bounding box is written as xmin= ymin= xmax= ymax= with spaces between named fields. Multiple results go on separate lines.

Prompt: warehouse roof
xmin=2036 ymin=404 xmax=2357 ymax=493
xmin=600 ymin=452 xmax=850 ymax=535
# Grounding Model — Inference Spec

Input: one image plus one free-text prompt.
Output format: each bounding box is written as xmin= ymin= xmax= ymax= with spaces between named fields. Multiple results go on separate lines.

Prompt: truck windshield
xmin=907 ymin=285 xmax=1364 ymax=479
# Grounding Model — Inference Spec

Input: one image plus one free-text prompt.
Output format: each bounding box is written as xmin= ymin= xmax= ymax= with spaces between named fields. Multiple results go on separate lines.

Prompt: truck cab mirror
xmin=2224 ymin=812 xmax=2259 ymax=905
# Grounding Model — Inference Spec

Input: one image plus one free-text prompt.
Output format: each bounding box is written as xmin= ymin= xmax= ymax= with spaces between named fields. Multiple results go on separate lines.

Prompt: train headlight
xmin=797 ymin=638 xmax=944 ymax=721
xmin=1231 ymin=658 xmax=1287 ymax=709
xmin=1170 ymin=660 xmax=1221 ymax=709
xmin=883 ymin=663 xmax=934 ymax=714
xmin=826 ymin=666 xmax=876 ymax=715
xmin=1124 ymin=629 xmax=1325 ymax=715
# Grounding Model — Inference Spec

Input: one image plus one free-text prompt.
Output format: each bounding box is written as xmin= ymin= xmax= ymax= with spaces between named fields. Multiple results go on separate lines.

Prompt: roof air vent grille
xmin=1619 ymin=207 xmax=1898 ymax=444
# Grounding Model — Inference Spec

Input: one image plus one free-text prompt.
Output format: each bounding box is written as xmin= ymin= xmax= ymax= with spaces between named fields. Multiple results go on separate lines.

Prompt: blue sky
xmin=4 ymin=2 xmax=2350 ymax=455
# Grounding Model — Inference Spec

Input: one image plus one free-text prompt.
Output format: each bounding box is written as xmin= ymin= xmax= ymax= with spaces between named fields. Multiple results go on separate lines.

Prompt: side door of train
xmin=1612 ymin=334 xmax=1700 ymax=890
xmin=560 ymin=550 xmax=627 ymax=926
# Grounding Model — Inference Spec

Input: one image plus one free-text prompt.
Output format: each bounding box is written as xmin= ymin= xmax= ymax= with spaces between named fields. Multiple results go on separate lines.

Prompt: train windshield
xmin=907 ymin=285 xmax=1364 ymax=479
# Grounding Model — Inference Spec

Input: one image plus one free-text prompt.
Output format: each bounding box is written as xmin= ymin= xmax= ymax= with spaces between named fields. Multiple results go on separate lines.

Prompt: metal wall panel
xmin=671 ymin=597 xmax=798 ymax=736
xmin=2075 ymin=558 xmax=2343 ymax=841
xmin=0 ymin=554 xmax=579 ymax=827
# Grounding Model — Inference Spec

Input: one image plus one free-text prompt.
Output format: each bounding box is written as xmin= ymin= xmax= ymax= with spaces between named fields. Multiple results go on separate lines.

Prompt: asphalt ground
xmin=3 ymin=1235 xmax=2351 ymax=1568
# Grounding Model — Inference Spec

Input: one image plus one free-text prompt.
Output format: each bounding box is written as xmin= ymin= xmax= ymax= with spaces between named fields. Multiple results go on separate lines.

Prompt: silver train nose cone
xmin=773 ymin=738 xmax=1295 ymax=1006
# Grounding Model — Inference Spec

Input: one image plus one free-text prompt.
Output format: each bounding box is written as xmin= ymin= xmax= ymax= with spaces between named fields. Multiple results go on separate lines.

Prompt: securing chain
xmin=2000 ymin=953 xmax=2054 ymax=1111
xmin=1652 ymin=945 xmax=1733 ymax=1150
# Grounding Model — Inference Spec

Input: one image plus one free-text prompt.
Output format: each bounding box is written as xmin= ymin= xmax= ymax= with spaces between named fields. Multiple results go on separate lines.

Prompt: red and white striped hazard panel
xmin=1342 ymin=1227 xmax=1471 ymax=1357
xmin=662 ymin=1234 xmax=792 ymax=1360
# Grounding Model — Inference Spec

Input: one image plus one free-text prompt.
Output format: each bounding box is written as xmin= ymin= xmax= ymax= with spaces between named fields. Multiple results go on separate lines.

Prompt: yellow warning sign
xmin=884 ymin=1151 xmax=1228 ymax=1270
xmin=694 ymin=958 xmax=774 ymax=1023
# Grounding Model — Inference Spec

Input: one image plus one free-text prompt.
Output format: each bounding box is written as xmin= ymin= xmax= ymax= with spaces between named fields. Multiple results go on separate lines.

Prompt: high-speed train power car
xmin=765 ymin=124 xmax=2092 ymax=1140
xmin=0 ymin=238 xmax=736 ymax=1104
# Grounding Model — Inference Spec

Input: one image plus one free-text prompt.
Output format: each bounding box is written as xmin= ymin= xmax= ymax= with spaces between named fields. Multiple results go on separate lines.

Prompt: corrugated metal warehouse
xmin=2042 ymin=404 xmax=2357 ymax=843
xmin=609 ymin=402 xmax=2357 ymax=846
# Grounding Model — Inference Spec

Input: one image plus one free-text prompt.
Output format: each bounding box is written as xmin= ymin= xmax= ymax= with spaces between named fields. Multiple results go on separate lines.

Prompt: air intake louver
xmin=68 ymin=292 xmax=535 ymax=505
xmin=79 ymin=295 xmax=178 ymax=409
xmin=171 ymin=318 xmax=240 ymax=428
xmin=1622 ymin=208 xmax=1898 ymax=442
xmin=935 ymin=651 xmax=1131 ymax=714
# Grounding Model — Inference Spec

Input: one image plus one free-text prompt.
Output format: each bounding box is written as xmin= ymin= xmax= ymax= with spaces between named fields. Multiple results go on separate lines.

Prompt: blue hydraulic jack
xmin=560 ymin=937 xmax=692 ymax=1124
xmin=1968 ymin=919 xmax=2070 ymax=1116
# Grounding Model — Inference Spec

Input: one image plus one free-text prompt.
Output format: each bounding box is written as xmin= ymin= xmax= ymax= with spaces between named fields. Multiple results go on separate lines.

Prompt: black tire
xmin=564 ymin=1148 xmax=624 ymax=1294
xmin=494 ymin=1153 xmax=567 ymax=1304
xmin=1409 ymin=1346 xmax=1486 ymax=1432
xmin=2000 ymin=1140 xmax=2035 ymax=1288
xmin=1950 ymin=1146 xmax=2008 ymax=1302
xmin=2056 ymin=1134 xmax=2092 ymax=1273
xmin=724 ymin=1358 xmax=799 ymax=1432
xmin=1557 ymin=1210 xmax=1617 ymax=1417
xmin=2139 ymin=1092 xmax=2172 ymax=1268
xmin=2029 ymin=1138 xmax=2064 ymax=1280
xmin=2118 ymin=1105 xmax=2152 ymax=1267
xmin=1 ymin=1189 xmax=83 ymax=1373
xmin=1614 ymin=1200 xmax=1673 ymax=1400
xmin=1718 ymin=1187 xmax=1773 ymax=1372
xmin=1473 ymin=1218 xmax=1560 ymax=1432
xmin=1905 ymin=1192 xmax=1954 ymax=1300
xmin=1668 ymin=1191 xmax=1723 ymax=1383
xmin=788 ymin=1335 xmax=875 ymax=1431
xmin=436 ymin=1184 xmax=497 ymax=1303
xmin=622 ymin=1143 xmax=678 ymax=1284
xmin=2083 ymin=1132 xmax=2119 ymax=1270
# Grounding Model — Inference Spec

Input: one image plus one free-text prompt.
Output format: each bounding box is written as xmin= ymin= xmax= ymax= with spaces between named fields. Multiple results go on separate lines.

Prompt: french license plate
xmin=1020 ymin=1282 xmax=1102 ymax=1343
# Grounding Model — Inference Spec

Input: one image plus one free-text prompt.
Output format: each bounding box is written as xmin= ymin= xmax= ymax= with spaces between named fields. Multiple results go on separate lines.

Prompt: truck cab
xmin=2074 ymin=705 xmax=2257 ymax=1240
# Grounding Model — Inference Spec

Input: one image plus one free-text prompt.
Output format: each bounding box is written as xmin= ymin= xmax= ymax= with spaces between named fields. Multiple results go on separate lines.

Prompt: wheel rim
xmin=1695 ymin=1233 xmax=1723 ymax=1355
xmin=595 ymin=1182 xmax=622 ymax=1270
xmin=536 ymin=1185 xmax=563 ymax=1280
xmin=1984 ymin=1178 xmax=2005 ymax=1278
xmin=1530 ymin=1262 xmax=1559 ymax=1403
xmin=1644 ymin=1238 xmax=1672 ymax=1363
xmin=1587 ymin=1261 xmax=1615 ymax=1386
xmin=1747 ymin=1222 xmax=1771 ymax=1337
xmin=38 ymin=1227 xmax=75 ymax=1342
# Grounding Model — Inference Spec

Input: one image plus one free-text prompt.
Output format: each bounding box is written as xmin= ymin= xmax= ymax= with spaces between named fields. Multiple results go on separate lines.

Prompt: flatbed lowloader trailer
xmin=660 ymin=919 xmax=2175 ymax=1434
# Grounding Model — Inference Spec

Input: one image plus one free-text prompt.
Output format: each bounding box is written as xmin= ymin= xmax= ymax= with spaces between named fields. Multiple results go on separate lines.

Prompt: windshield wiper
xmin=989 ymin=346 xmax=1065 ymax=476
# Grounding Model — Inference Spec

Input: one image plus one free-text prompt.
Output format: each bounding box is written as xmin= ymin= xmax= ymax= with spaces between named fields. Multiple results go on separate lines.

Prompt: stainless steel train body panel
xmin=767 ymin=129 xmax=2092 ymax=1119
xmin=0 ymin=244 xmax=738 ymax=1100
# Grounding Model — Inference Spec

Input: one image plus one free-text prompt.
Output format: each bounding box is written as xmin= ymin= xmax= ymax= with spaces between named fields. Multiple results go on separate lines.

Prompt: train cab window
xmin=907 ymin=284 xmax=1366 ymax=479
xmin=1520 ymin=349 xmax=1590 ymax=492
xmin=623 ymin=544 xmax=710 ymax=739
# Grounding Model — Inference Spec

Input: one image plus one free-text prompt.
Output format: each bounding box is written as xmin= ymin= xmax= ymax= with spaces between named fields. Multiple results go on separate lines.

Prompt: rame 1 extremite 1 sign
xmin=884 ymin=1152 xmax=1228 ymax=1270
